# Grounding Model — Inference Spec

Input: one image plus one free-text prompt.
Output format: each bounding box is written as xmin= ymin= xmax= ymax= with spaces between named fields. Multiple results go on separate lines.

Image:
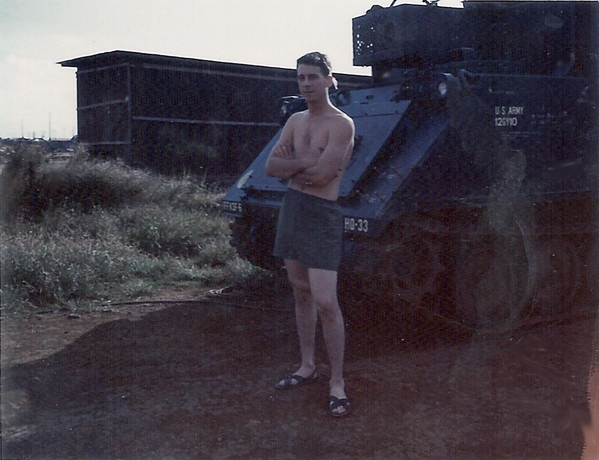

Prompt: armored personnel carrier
xmin=222 ymin=1 xmax=598 ymax=327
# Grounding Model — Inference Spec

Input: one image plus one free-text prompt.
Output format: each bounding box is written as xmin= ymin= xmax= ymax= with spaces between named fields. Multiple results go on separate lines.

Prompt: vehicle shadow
xmin=2 ymin=301 xmax=299 ymax=459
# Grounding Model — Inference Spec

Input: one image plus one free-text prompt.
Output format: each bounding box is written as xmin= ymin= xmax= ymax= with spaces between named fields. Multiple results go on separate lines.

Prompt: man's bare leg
xmin=277 ymin=261 xmax=348 ymax=414
xmin=308 ymin=268 xmax=348 ymax=411
xmin=277 ymin=259 xmax=317 ymax=385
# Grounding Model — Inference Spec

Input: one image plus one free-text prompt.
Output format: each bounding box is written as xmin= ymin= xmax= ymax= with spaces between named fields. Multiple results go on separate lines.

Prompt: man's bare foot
xmin=329 ymin=395 xmax=351 ymax=417
xmin=329 ymin=380 xmax=346 ymax=398
xmin=329 ymin=379 xmax=349 ymax=416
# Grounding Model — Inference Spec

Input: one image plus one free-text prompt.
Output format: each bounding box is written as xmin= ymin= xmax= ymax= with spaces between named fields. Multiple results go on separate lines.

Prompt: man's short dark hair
xmin=297 ymin=52 xmax=332 ymax=77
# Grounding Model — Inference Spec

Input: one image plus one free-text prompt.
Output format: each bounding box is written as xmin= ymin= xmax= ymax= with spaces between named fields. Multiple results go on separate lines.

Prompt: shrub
xmin=122 ymin=205 xmax=230 ymax=258
xmin=2 ymin=228 xmax=129 ymax=309
xmin=0 ymin=145 xmax=260 ymax=314
xmin=0 ymin=146 xmax=145 ymax=222
xmin=0 ymin=142 xmax=46 ymax=222
xmin=152 ymin=125 xmax=220 ymax=175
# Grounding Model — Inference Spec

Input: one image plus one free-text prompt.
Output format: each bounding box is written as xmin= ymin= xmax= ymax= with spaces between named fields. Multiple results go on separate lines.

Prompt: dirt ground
xmin=2 ymin=285 xmax=597 ymax=460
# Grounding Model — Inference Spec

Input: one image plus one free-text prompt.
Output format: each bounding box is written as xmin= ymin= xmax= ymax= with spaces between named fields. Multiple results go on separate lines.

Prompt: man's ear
xmin=326 ymin=74 xmax=336 ymax=89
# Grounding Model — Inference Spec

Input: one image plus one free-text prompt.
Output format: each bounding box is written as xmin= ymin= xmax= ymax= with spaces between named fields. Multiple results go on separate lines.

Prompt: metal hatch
xmin=338 ymin=96 xmax=409 ymax=197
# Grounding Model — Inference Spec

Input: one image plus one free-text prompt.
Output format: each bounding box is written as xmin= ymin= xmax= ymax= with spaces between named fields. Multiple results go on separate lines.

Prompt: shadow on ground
xmin=2 ymin=294 xmax=594 ymax=459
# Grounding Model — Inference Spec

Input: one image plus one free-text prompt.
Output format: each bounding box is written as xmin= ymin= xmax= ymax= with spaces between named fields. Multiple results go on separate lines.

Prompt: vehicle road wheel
xmin=527 ymin=235 xmax=583 ymax=317
xmin=583 ymin=234 xmax=599 ymax=305
xmin=374 ymin=226 xmax=445 ymax=307
xmin=454 ymin=236 xmax=528 ymax=328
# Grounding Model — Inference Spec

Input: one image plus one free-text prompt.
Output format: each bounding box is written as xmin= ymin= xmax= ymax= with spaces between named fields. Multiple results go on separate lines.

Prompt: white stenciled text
xmin=222 ymin=201 xmax=243 ymax=213
xmin=494 ymin=105 xmax=524 ymax=128
xmin=344 ymin=217 xmax=369 ymax=233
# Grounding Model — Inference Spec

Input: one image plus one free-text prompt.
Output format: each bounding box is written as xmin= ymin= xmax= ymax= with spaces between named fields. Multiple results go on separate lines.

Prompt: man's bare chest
xmin=294 ymin=123 xmax=329 ymax=155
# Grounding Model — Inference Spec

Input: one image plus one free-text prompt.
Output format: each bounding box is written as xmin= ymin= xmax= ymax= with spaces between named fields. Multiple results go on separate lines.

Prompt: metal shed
xmin=59 ymin=50 xmax=369 ymax=175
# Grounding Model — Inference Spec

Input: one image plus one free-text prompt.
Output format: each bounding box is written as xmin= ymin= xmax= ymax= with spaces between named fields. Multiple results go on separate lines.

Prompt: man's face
xmin=297 ymin=64 xmax=332 ymax=102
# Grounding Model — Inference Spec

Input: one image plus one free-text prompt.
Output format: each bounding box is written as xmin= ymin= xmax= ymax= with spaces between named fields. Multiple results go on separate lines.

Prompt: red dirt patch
xmin=1 ymin=287 xmax=596 ymax=459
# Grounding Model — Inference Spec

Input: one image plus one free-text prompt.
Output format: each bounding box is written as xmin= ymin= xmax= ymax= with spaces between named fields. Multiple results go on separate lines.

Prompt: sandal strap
xmin=276 ymin=370 xmax=317 ymax=389
xmin=329 ymin=395 xmax=351 ymax=417
xmin=284 ymin=374 xmax=306 ymax=385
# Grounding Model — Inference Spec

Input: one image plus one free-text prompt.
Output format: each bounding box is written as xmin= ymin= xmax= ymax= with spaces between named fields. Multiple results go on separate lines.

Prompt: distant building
xmin=59 ymin=50 xmax=369 ymax=175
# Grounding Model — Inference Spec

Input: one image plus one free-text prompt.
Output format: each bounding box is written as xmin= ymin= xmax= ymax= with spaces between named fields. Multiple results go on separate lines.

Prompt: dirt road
xmin=2 ymin=286 xmax=596 ymax=459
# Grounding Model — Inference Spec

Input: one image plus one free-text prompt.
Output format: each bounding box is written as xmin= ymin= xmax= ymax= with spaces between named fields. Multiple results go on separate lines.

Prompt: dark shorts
xmin=273 ymin=188 xmax=343 ymax=271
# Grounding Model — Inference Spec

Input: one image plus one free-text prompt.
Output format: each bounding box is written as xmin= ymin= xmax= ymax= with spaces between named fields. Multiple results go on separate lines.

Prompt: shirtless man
xmin=265 ymin=52 xmax=355 ymax=417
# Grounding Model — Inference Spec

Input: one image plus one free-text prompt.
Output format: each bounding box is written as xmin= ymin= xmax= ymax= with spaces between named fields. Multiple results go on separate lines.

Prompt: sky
xmin=0 ymin=0 xmax=461 ymax=140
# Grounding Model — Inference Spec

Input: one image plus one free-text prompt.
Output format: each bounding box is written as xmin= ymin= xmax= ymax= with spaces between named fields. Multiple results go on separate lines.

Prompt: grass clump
xmin=121 ymin=205 xmax=232 ymax=259
xmin=1 ymin=146 xmax=261 ymax=315
xmin=1 ymin=145 xmax=145 ymax=223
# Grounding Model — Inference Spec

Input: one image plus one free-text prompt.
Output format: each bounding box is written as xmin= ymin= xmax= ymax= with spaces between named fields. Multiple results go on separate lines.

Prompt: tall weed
xmin=122 ymin=205 xmax=230 ymax=259
xmin=0 ymin=145 xmax=260 ymax=314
